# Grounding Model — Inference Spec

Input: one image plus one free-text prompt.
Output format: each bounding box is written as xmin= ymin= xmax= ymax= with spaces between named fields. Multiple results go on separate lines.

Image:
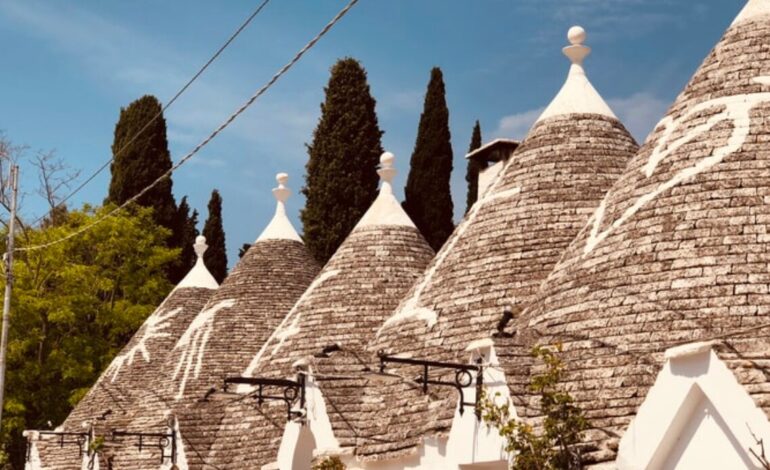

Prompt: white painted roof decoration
xmin=355 ymin=152 xmax=416 ymax=229
xmin=732 ymin=0 xmax=770 ymax=26
xmin=257 ymin=172 xmax=303 ymax=243
xmin=175 ymin=235 xmax=219 ymax=290
xmin=536 ymin=26 xmax=617 ymax=123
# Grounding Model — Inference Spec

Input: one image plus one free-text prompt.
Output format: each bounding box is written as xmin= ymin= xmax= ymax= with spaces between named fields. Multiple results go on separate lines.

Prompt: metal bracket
xmin=29 ymin=431 xmax=90 ymax=459
xmin=111 ymin=428 xmax=176 ymax=465
xmin=378 ymin=351 xmax=484 ymax=419
xmin=223 ymin=374 xmax=306 ymax=421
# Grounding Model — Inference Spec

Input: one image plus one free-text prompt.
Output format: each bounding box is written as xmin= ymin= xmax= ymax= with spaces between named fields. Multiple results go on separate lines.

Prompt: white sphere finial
xmin=378 ymin=151 xmax=396 ymax=185
xmin=194 ymin=236 xmax=208 ymax=258
xmin=568 ymin=26 xmax=586 ymax=45
xmin=273 ymin=172 xmax=291 ymax=203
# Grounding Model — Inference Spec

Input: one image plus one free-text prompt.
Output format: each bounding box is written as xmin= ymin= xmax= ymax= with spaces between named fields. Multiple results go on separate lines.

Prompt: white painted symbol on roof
xmin=584 ymin=76 xmax=770 ymax=255
xmin=105 ymin=307 xmax=183 ymax=383
xmin=241 ymin=269 xmax=340 ymax=381
xmin=172 ymin=299 xmax=236 ymax=400
xmin=378 ymin=185 xmax=522 ymax=335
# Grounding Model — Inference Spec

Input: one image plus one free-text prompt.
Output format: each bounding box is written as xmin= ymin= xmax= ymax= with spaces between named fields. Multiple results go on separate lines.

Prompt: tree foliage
xmin=465 ymin=120 xmax=485 ymax=214
xmin=1 ymin=206 xmax=176 ymax=468
xmin=312 ymin=456 xmax=346 ymax=470
xmin=301 ymin=58 xmax=384 ymax=263
xmin=107 ymin=95 xmax=178 ymax=234
xmin=202 ymin=189 xmax=227 ymax=283
xmin=480 ymin=345 xmax=587 ymax=470
xmin=238 ymin=243 xmax=252 ymax=259
xmin=402 ymin=67 xmax=455 ymax=251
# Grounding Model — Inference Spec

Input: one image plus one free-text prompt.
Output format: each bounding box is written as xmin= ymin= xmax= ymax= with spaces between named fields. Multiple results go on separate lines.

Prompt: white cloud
xmin=608 ymin=92 xmax=669 ymax=143
xmin=491 ymin=92 xmax=668 ymax=143
xmin=491 ymin=107 xmax=544 ymax=140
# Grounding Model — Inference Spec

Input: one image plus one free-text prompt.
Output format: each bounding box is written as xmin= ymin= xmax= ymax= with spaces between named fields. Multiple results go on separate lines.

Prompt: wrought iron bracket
xmin=378 ymin=351 xmax=484 ymax=419
xmin=111 ymin=428 xmax=176 ymax=465
xmin=26 ymin=431 xmax=90 ymax=462
xmin=223 ymin=374 xmax=307 ymax=421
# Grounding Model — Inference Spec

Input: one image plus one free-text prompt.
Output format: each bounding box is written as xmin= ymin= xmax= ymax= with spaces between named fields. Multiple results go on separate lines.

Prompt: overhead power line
xmin=17 ymin=0 xmax=360 ymax=253
xmin=28 ymin=0 xmax=272 ymax=227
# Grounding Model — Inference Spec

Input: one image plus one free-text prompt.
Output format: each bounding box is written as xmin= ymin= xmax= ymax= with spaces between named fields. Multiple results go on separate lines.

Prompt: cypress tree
xmin=169 ymin=197 xmax=199 ymax=283
xmin=464 ymin=121 xmax=485 ymax=214
xmin=202 ymin=190 xmax=227 ymax=283
xmin=301 ymin=57 xmax=384 ymax=263
xmin=108 ymin=95 xmax=177 ymax=232
xmin=402 ymin=67 xmax=455 ymax=251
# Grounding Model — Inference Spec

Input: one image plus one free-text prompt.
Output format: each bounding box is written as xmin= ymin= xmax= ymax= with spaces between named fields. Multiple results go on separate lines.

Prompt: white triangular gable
xmin=617 ymin=343 xmax=770 ymax=470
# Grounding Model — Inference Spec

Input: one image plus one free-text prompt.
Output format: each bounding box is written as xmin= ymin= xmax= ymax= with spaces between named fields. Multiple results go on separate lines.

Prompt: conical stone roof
xmin=30 ymin=237 xmax=219 ymax=470
xmin=205 ymin=152 xmax=435 ymax=469
xmin=351 ymin=26 xmax=638 ymax=462
xmin=107 ymin=174 xmax=321 ymax=469
xmin=513 ymin=2 xmax=770 ymax=465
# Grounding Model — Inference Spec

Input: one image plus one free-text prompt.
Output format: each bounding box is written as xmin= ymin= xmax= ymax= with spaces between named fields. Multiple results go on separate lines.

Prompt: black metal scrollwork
xmin=377 ymin=350 xmax=484 ymax=419
xmin=223 ymin=374 xmax=307 ymax=421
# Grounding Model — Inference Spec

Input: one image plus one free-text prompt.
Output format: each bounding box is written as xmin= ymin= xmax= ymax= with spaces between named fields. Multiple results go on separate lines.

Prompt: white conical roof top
xmin=733 ymin=0 xmax=770 ymax=26
xmin=175 ymin=235 xmax=219 ymax=290
xmin=536 ymin=26 xmax=616 ymax=123
xmin=354 ymin=152 xmax=416 ymax=229
xmin=257 ymin=173 xmax=302 ymax=243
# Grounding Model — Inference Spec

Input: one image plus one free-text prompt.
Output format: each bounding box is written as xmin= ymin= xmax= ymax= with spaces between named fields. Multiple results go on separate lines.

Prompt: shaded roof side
xmin=35 ymin=286 xmax=212 ymax=469
xmin=107 ymin=239 xmax=320 ymax=469
xmin=465 ymin=138 xmax=520 ymax=161
xmin=207 ymin=225 xmax=434 ymax=469
xmin=346 ymin=113 xmax=636 ymax=461
xmin=512 ymin=14 xmax=770 ymax=465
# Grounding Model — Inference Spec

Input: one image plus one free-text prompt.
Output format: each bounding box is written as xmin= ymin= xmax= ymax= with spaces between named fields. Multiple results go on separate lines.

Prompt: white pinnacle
xmin=176 ymin=235 xmax=219 ymax=290
xmin=257 ymin=173 xmax=303 ymax=243
xmin=535 ymin=26 xmax=616 ymax=124
xmin=732 ymin=0 xmax=770 ymax=26
xmin=355 ymin=152 xmax=416 ymax=229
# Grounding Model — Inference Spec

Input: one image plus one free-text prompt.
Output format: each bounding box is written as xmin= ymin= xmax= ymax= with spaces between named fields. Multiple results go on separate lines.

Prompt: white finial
xmin=354 ymin=151 xmax=416 ymax=229
xmin=273 ymin=172 xmax=290 ymax=203
xmin=176 ymin=236 xmax=219 ymax=290
xmin=194 ymin=235 xmax=208 ymax=258
xmin=257 ymin=172 xmax=302 ymax=242
xmin=378 ymin=152 xmax=396 ymax=185
xmin=534 ymin=26 xmax=616 ymax=124
xmin=563 ymin=25 xmax=590 ymax=66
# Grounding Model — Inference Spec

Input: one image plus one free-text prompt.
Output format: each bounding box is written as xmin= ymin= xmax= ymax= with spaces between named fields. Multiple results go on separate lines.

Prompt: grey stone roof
xmin=345 ymin=112 xmax=637 ymax=461
xmin=34 ymin=286 xmax=214 ymax=469
xmin=510 ymin=12 xmax=770 ymax=465
xmin=206 ymin=224 xmax=434 ymax=468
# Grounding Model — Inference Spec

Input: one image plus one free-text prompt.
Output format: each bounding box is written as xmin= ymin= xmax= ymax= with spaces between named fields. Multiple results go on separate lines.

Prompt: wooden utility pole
xmin=0 ymin=164 xmax=19 ymax=425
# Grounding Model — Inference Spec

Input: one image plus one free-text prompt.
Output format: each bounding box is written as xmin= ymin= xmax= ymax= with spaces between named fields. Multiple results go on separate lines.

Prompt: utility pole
xmin=0 ymin=165 xmax=19 ymax=425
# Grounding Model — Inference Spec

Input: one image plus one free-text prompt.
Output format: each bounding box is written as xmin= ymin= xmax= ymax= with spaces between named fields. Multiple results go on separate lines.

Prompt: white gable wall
xmin=617 ymin=343 xmax=770 ymax=470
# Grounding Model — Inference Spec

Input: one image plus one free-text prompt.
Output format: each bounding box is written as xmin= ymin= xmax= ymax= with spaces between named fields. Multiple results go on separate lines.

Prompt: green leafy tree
xmin=465 ymin=120 xmax=485 ymax=214
xmin=107 ymin=95 xmax=178 ymax=233
xmin=301 ymin=58 xmax=384 ymax=263
xmin=313 ymin=456 xmax=346 ymax=470
xmin=1 ymin=206 xmax=176 ymax=468
xmin=202 ymin=190 xmax=227 ymax=283
xmin=402 ymin=67 xmax=455 ymax=251
xmin=169 ymin=196 xmax=199 ymax=283
xmin=480 ymin=345 xmax=588 ymax=470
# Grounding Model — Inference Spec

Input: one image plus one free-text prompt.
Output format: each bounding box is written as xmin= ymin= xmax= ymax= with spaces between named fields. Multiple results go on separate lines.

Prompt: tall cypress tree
xmin=402 ymin=67 xmax=455 ymax=251
xmin=202 ymin=190 xmax=227 ymax=283
xmin=169 ymin=196 xmax=199 ymax=283
xmin=301 ymin=57 xmax=384 ymax=263
xmin=108 ymin=95 xmax=177 ymax=232
xmin=465 ymin=121 xmax=484 ymax=214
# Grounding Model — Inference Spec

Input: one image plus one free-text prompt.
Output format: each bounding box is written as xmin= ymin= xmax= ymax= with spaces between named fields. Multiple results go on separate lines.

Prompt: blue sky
xmin=0 ymin=0 xmax=744 ymax=266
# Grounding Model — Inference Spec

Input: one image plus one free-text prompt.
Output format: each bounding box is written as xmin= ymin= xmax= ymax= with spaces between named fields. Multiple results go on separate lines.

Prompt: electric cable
xmin=17 ymin=0 xmax=359 ymax=253
xmin=27 ymin=0 xmax=271 ymax=228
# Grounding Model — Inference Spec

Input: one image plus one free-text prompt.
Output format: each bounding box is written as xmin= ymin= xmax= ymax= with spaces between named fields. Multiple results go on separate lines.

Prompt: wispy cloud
xmin=491 ymin=92 xmax=668 ymax=143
